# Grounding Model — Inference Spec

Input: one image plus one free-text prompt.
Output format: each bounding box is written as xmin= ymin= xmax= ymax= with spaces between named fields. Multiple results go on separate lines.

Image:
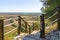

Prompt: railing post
xmin=29 ymin=25 xmax=31 ymax=34
xmin=40 ymin=14 xmax=45 ymax=38
xmin=18 ymin=16 xmax=21 ymax=35
xmin=57 ymin=6 xmax=60 ymax=31
xmin=0 ymin=19 xmax=4 ymax=40
xmin=33 ymin=23 xmax=34 ymax=31
xmin=25 ymin=22 xmax=27 ymax=33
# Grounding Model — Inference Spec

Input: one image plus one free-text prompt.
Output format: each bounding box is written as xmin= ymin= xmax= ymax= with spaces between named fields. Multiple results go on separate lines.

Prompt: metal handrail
xmin=45 ymin=18 xmax=58 ymax=27
xmin=45 ymin=5 xmax=60 ymax=19
xmin=45 ymin=12 xmax=58 ymax=20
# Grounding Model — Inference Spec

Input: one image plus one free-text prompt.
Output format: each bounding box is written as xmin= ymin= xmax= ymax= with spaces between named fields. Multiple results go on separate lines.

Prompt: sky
xmin=0 ymin=0 xmax=43 ymax=12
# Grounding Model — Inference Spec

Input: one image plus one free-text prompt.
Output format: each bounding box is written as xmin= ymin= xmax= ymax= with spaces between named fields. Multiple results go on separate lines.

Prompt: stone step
xmin=14 ymin=30 xmax=60 ymax=40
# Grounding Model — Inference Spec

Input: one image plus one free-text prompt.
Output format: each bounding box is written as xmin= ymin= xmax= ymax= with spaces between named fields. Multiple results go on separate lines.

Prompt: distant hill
xmin=0 ymin=12 xmax=41 ymax=16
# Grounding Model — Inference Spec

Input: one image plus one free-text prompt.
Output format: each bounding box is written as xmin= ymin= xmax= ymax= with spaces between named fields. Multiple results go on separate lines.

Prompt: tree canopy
xmin=42 ymin=0 xmax=60 ymax=13
xmin=40 ymin=0 xmax=60 ymax=25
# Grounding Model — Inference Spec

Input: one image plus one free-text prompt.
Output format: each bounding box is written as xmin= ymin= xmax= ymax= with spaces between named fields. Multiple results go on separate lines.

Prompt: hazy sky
xmin=0 ymin=0 xmax=43 ymax=12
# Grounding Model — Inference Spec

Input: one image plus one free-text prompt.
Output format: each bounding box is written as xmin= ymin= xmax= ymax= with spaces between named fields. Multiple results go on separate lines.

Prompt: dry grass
xmin=4 ymin=28 xmax=18 ymax=40
xmin=4 ymin=26 xmax=15 ymax=33
xmin=45 ymin=22 xmax=58 ymax=34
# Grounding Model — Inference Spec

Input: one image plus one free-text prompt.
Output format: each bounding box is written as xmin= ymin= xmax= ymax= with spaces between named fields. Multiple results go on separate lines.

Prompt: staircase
xmin=14 ymin=30 xmax=60 ymax=40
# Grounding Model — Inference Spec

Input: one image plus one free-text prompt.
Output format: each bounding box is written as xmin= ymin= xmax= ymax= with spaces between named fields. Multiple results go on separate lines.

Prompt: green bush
xmin=11 ymin=24 xmax=17 ymax=27
xmin=33 ymin=22 xmax=40 ymax=30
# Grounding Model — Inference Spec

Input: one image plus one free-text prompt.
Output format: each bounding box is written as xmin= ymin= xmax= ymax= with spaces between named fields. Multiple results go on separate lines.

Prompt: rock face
xmin=14 ymin=30 xmax=60 ymax=40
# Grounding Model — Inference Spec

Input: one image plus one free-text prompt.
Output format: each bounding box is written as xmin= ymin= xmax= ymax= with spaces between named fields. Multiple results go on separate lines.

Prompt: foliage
xmin=11 ymin=24 xmax=17 ymax=27
xmin=41 ymin=0 xmax=60 ymax=24
xmin=9 ymin=20 xmax=14 ymax=23
xmin=21 ymin=27 xmax=25 ymax=33
xmin=21 ymin=23 xmax=25 ymax=27
xmin=34 ymin=22 xmax=40 ymax=30
xmin=41 ymin=0 xmax=60 ymax=18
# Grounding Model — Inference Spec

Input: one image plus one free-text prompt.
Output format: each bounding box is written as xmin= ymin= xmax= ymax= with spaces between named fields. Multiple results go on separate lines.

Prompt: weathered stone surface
xmin=14 ymin=30 xmax=60 ymax=40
